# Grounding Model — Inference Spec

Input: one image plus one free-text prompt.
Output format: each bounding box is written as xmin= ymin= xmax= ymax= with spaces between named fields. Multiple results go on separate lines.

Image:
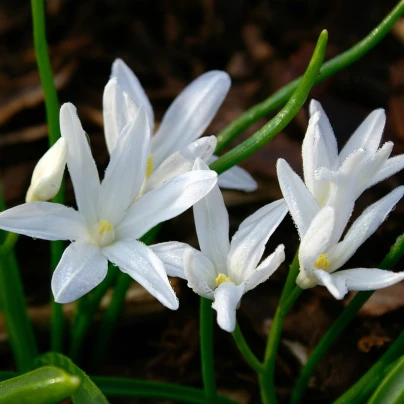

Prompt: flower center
xmin=313 ymin=254 xmax=329 ymax=270
xmin=146 ymin=156 xmax=153 ymax=179
xmin=215 ymin=273 xmax=232 ymax=287
xmin=96 ymin=220 xmax=115 ymax=247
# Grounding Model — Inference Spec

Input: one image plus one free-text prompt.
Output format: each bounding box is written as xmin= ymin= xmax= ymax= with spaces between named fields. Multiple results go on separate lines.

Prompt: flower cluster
xmin=0 ymin=64 xmax=403 ymax=332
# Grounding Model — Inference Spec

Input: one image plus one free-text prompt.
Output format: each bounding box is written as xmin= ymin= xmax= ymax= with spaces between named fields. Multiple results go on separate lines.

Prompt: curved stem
xmin=210 ymin=30 xmax=328 ymax=176
xmin=291 ymin=233 xmax=404 ymax=403
xmin=200 ymin=297 xmax=216 ymax=401
xmin=215 ymin=1 xmax=404 ymax=153
xmin=232 ymin=322 xmax=263 ymax=374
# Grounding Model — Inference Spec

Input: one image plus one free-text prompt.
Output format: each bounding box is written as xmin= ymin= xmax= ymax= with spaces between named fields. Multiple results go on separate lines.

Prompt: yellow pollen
xmin=313 ymin=254 xmax=329 ymax=270
xmin=98 ymin=220 xmax=113 ymax=235
xmin=215 ymin=273 xmax=232 ymax=287
xmin=146 ymin=156 xmax=153 ymax=179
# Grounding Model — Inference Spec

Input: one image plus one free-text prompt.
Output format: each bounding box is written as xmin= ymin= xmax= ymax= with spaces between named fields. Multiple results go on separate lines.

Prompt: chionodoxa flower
xmin=0 ymin=103 xmax=219 ymax=308
xmin=150 ymin=161 xmax=287 ymax=332
xmin=104 ymin=59 xmax=257 ymax=193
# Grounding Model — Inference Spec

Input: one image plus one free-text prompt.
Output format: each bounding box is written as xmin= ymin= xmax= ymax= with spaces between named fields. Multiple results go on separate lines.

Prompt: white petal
xmin=26 ymin=138 xmax=67 ymax=202
xmin=60 ymin=103 xmax=100 ymax=226
xmin=216 ymin=165 xmax=258 ymax=192
xmin=152 ymin=71 xmax=231 ymax=166
xmin=339 ymin=109 xmax=386 ymax=164
xmin=102 ymin=239 xmax=178 ymax=310
xmin=117 ymin=165 xmax=218 ymax=240
xmin=51 ymin=241 xmax=107 ymax=303
xmin=367 ymin=154 xmax=404 ymax=189
xmin=146 ymin=136 xmax=217 ymax=192
xmin=193 ymin=160 xmax=230 ymax=269
xmin=276 ymin=159 xmax=320 ymax=238
xmin=243 ymin=244 xmax=285 ymax=293
xmin=228 ymin=199 xmax=288 ymax=283
xmin=98 ymin=108 xmax=150 ymax=225
xmin=212 ymin=282 xmax=244 ymax=332
xmin=299 ymin=206 xmax=335 ymax=274
xmin=0 ymin=202 xmax=89 ymax=241
xmin=149 ymin=241 xmax=199 ymax=279
xmin=111 ymin=59 xmax=154 ymax=130
xmin=327 ymin=186 xmax=404 ymax=271
xmin=184 ymin=248 xmax=216 ymax=299
xmin=103 ymin=78 xmax=139 ymax=154
xmin=312 ymin=268 xmax=348 ymax=299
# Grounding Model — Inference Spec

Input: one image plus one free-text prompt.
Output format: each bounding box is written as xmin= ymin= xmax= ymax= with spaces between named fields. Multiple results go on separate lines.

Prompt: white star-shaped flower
xmin=150 ymin=160 xmax=287 ymax=332
xmin=0 ymin=103 xmax=218 ymax=308
xmin=103 ymin=59 xmax=257 ymax=194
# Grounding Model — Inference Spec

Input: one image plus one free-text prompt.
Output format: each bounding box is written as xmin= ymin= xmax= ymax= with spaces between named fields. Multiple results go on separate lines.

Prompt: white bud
xmin=26 ymin=137 xmax=67 ymax=202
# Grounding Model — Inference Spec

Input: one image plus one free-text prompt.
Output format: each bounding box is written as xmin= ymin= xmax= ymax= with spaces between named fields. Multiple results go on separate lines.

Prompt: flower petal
xmin=184 ymin=248 xmax=216 ymax=299
xmin=103 ymin=78 xmax=139 ymax=154
xmin=51 ymin=241 xmax=107 ymax=303
xmin=228 ymin=199 xmax=287 ymax=283
xmin=212 ymin=282 xmax=244 ymax=332
xmin=327 ymin=186 xmax=404 ymax=272
xmin=117 ymin=161 xmax=218 ymax=239
xmin=111 ymin=59 xmax=154 ymax=130
xmin=339 ymin=109 xmax=386 ymax=164
xmin=243 ymin=244 xmax=285 ymax=293
xmin=60 ymin=103 xmax=100 ymax=226
xmin=152 ymin=71 xmax=231 ymax=166
xmin=149 ymin=241 xmax=199 ymax=279
xmin=0 ymin=202 xmax=89 ymax=241
xmin=276 ymin=158 xmax=320 ymax=238
xmin=312 ymin=268 xmax=347 ymax=299
xmin=193 ymin=160 xmax=230 ymax=269
xmin=366 ymin=154 xmax=404 ymax=189
xmin=102 ymin=239 xmax=178 ymax=310
xmin=298 ymin=206 xmax=335 ymax=275
xmin=98 ymin=108 xmax=150 ymax=225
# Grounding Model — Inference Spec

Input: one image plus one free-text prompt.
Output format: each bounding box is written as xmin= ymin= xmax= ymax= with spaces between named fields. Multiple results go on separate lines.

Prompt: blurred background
xmin=0 ymin=0 xmax=403 ymax=402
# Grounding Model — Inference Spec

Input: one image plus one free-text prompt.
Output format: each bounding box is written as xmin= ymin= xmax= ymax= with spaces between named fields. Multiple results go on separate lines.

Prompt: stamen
xmin=95 ymin=220 xmax=115 ymax=247
xmin=313 ymin=254 xmax=329 ymax=270
xmin=98 ymin=220 xmax=113 ymax=235
xmin=215 ymin=273 xmax=232 ymax=287
xmin=146 ymin=156 xmax=153 ymax=179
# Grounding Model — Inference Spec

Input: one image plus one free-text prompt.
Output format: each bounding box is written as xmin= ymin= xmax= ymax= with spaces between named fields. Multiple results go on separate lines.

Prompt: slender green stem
xmin=215 ymin=1 xmax=404 ymax=153
xmin=200 ymin=297 xmax=216 ymax=401
xmin=334 ymin=330 xmax=404 ymax=404
xmin=210 ymin=30 xmax=328 ymax=175
xmin=31 ymin=0 xmax=66 ymax=352
xmin=291 ymin=233 xmax=404 ymax=404
xmin=93 ymin=376 xmax=237 ymax=404
xmin=69 ymin=265 xmax=119 ymax=362
xmin=232 ymin=323 xmax=263 ymax=373
xmin=0 ymin=249 xmax=38 ymax=371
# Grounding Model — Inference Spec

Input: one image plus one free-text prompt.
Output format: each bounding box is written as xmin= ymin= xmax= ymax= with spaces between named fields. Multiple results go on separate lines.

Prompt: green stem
xmin=334 ymin=331 xmax=404 ymax=404
xmin=31 ymin=0 xmax=65 ymax=352
xmin=69 ymin=265 xmax=119 ymax=362
xmin=210 ymin=30 xmax=328 ymax=176
xmin=200 ymin=297 xmax=216 ymax=401
xmin=0 ymin=249 xmax=38 ymax=371
xmin=291 ymin=233 xmax=404 ymax=404
xmin=232 ymin=322 xmax=263 ymax=374
xmin=215 ymin=1 xmax=404 ymax=153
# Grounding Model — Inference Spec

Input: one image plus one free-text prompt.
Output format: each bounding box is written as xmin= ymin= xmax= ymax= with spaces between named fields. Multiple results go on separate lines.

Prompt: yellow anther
xmin=313 ymin=254 xmax=329 ymax=270
xmin=146 ymin=156 xmax=153 ymax=179
xmin=98 ymin=220 xmax=113 ymax=235
xmin=215 ymin=273 xmax=232 ymax=287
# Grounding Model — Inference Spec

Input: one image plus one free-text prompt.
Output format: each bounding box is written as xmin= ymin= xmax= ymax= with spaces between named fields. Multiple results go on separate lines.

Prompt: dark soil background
xmin=0 ymin=1 xmax=403 ymax=403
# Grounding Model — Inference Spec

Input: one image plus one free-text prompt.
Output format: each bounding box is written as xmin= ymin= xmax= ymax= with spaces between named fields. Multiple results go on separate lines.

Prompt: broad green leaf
xmin=0 ymin=366 xmax=80 ymax=404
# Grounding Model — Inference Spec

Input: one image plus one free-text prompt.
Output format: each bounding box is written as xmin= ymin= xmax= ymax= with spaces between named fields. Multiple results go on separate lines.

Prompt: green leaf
xmin=35 ymin=352 xmax=109 ymax=404
xmin=0 ymin=366 xmax=80 ymax=404
xmin=368 ymin=356 xmax=404 ymax=404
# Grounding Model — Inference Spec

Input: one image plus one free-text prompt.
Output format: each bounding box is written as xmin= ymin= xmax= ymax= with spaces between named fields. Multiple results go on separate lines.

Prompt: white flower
xmin=103 ymin=59 xmax=257 ymax=193
xmin=26 ymin=138 xmax=67 ymax=202
xmin=150 ymin=160 xmax=287 ymax=332
xmin=277 ymin=158 xmax=404 ymax=299
xmin=303 ymin=100 xmax=404 ymax=215
xmin=0 ymin=103 xmax=218 ymax=308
